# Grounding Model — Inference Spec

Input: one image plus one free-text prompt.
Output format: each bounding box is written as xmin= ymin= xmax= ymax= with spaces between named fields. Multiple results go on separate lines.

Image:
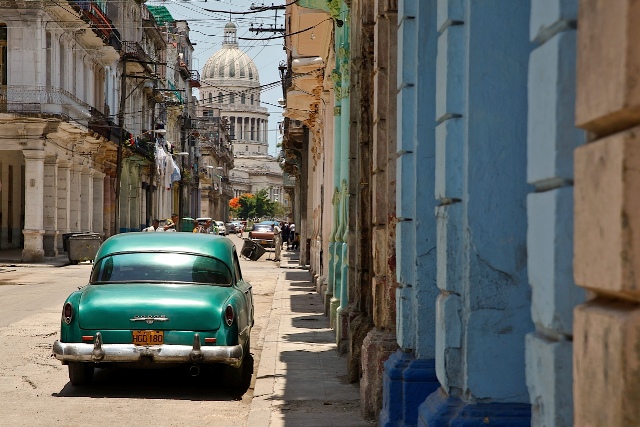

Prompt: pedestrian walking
xmin=288 ymin=223 xmax=296 ymax=247
xmin=273 ymin=222 xmax=282 ymax=261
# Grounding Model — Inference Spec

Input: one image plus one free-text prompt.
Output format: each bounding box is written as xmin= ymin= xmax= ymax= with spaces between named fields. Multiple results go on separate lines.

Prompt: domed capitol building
xmin=199 ymin=22 xmax=285 ymax=210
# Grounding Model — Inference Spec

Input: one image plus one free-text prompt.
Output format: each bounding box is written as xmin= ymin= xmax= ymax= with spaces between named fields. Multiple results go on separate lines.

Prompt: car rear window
xmin=253 ymin=224 xmax=273 ymax=231
xmin=90 ymin=253 xmax=232 ymax=285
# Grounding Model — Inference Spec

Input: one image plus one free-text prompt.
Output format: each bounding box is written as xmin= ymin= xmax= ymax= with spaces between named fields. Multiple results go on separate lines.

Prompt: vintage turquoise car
xmin=52 ymin=233 xmax=254 ymax=389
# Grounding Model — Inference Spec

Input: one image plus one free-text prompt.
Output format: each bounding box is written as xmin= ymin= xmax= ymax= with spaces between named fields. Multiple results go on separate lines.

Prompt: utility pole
xmin=114 ymin=57 xmax=127 ymax=234
xmin=249 ymin=3 xmax=285 ymax=34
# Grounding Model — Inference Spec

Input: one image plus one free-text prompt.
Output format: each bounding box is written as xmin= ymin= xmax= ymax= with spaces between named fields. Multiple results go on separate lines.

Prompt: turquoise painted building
xmin=381 ymin=1 xmax=584 ymax=425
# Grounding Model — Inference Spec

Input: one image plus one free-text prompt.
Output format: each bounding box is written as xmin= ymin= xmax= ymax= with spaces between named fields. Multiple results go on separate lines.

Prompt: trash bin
xmin=241 ymin=238 xmax=265 ymax=261
xmin=68 ymin=233 xmax=102 ymax=264
xmin=181 ymin=217 xmax=195 ymax=233
xmin=62 ymin=232 xmax=83 ymax=253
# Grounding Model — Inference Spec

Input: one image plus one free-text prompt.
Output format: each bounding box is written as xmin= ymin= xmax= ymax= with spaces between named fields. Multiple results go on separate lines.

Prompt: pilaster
xmin=382 ymin=1 xmax=440 ymax=425
xmin=92 ymin=170 xmax=105 ymax=236
xmin=80 ymin=167 xmax=93 ymax=232
xmin=69 ymin=163 xmax=82 ymax=232
xmin=525 ymin=2 xmax=585 ymax=425
xmin=21 ymin=150 xmax=46 ymax=262
xmin=56 ymin=159 xmax=71 ymax=251
xmin=421 ymin=2 xmax=533 ymax=425
xmin=43 ymin=155 xmax=59 ymax=257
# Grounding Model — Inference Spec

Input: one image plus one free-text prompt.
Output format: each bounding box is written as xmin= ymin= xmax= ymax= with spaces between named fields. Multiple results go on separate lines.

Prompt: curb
xmin=245 ymin=263 xmax=286 ymax=426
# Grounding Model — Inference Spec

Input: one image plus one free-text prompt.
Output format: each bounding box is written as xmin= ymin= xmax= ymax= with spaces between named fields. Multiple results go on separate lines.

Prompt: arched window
xmin=250 ymin=94 xmax=254 ymax=105
xmin=208 ymin=93 xmax=212 ymax=104
xmin=230 ymin=93 xmax=235 ymax=103
xmin=218 ymin=92 xmax=223 ymax=103
xmin=241 ymin=93 xmax=245 ymax=104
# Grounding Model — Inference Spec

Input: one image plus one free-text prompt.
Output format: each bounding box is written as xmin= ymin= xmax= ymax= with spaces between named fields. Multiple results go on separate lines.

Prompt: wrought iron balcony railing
xmin=0 ymin=85 xmax=91 ymax=123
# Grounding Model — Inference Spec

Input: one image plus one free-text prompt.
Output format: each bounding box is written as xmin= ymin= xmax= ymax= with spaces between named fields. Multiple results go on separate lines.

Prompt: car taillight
xmin=63 ymin=303 xmax=73 ymax=325
xmin=225 ymin=305 xmax=234 ymax=326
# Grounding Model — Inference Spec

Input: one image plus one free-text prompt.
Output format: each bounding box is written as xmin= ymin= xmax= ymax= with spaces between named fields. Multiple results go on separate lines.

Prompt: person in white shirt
xmin=273 ymin=222 xmax=282 ymax=261
xmin=288 ymin=223 xmax=295 ymax=247
xmin=142 ymin=219 xmax=160 ymax=232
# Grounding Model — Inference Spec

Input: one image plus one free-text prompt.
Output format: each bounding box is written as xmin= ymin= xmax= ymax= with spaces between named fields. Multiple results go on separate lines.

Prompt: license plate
xmin=132 ymin=330 xmax=164 ymax=346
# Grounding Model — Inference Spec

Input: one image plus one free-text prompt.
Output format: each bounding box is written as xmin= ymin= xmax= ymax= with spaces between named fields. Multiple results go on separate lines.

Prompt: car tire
xmin=68 ymin=362 xmax=94 ymax=385
xmin=223 ymin=337 xmax=252 ymax=392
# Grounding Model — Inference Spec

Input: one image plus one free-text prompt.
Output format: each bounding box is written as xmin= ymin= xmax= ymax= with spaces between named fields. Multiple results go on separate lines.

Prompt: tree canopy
xmin=229 ymin=189 xmax=285 ymax=220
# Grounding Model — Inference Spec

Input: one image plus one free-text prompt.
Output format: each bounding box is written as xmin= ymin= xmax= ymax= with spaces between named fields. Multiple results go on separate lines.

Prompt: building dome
xmin=201 ymin=22 xmax=260 ymax=84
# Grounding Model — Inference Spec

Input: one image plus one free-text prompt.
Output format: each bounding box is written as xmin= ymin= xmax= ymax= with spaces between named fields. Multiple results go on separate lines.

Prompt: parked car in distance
xmin=248 ymin=222 xmax=275 ymax=248
xmin=226 ymin=221 xmax=242 ymax=234
xmin=52 ymin=233 xmax=254 ymax=391
xmin=215 ymin=221 xmax=227 ymax=236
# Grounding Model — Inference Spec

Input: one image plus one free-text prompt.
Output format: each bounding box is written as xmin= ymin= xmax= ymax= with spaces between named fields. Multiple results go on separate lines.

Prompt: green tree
xmin=230 ymin=189 xmax=281 ymax=220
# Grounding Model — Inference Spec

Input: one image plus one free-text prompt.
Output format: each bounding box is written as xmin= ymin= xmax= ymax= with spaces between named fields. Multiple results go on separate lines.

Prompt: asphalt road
xmin=0 ymin=234 xmax=278 ymax=427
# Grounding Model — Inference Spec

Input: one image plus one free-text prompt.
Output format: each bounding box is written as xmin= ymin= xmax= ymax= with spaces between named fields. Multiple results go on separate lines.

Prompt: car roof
xmin=96 ymin=233 xmax=236 ymax=265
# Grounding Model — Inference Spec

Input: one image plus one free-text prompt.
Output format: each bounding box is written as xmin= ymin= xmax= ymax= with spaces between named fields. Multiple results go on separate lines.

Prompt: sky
xmin=148 ymin=0 xmax=287 ymax=157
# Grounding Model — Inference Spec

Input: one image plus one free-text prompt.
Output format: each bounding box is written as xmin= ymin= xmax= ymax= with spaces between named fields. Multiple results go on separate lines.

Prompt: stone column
xmin=69 ymin=163 xmax=82 ymax=232
xmin=102 ymin=173 xmax=113 ymax=237
xmin=524 ymin=2 xmax=585 ymax=426
xmin=92 ymin=170 xmax=105 ymax=235
xmin=573 ymin=1 xmax=640 ymax=425
xmin=251 ymin=117 xmax=255 ymax=141
xmin=43 ymin=155 xmax=59 ymax=256
xmin=119 ymin=162 xmax=131 ymax=232
xmin=380 ymin=0 xmax=440 ymax=425
xmin=80 ymin=166 xmax=93 ymax=231
xmin=56 ymin=160 xmax=71 ymax=251
xmin=22 ymin=150 xmax=46 ymax=262
xmin=420 ymin=2 xmax=532 ymax=425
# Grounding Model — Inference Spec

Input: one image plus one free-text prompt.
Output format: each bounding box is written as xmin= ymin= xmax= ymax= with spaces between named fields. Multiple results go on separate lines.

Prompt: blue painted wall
xmin=525 ymin=1 xmax=585 ymax=425
xmin=421 ymin=1 xmax=533 ymax=425
xmin=380 ymin=1 xmax=441 ymax=425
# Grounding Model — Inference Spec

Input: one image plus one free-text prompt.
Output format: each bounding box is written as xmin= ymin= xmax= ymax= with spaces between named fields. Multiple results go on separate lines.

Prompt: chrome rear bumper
xmin=53 ymin=333 xmax=243 ymax=366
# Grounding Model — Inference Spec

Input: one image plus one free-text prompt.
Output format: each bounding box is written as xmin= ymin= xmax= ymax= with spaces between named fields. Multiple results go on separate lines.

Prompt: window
xmin=229 ymin=93 xmax=235 ymax=103
xmin=240 ymin=93 xmax=245 ymax=104
xmin=218 ymin=92 xmax=223 ymax=103
xmin=90 ymin=253 xmax=232 ymax=285
xmin=245 ymin=146 xmax=248 ymax=151
xmin=250 ymin=94 xmax=254 ymax=105
xmin=208 ymin=93 xmax=212 ymax=104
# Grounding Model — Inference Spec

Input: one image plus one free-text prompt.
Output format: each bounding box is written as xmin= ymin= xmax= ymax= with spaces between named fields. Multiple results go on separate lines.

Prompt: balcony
xmin=69 ymin=1 xmax=117 ymax=46
xmin=88 ymin=106 xmax=114 ymax=141
xmin=177 ymin=59 xmax=191 ymax=80
xmin=0 ymin=85 xmax=91 ymax=125
xmin=189 ymin=70 xmax=201 ymax=88
xmin=121 ymin=41 xmax=153 ymax=72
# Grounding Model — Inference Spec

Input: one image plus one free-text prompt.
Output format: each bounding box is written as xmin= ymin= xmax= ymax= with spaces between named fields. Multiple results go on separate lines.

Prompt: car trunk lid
xmin=78 ymin=283 xmax=229 ymax=330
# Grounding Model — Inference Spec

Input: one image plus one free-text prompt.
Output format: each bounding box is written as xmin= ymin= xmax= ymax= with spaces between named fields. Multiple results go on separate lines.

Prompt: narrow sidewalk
xmin=247 ymin=250 xmax=373 ymax=427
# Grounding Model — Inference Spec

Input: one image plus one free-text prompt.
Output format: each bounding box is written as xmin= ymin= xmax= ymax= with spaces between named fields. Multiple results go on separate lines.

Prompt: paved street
xmin=0 ymin=234 xmax=370 ymax=427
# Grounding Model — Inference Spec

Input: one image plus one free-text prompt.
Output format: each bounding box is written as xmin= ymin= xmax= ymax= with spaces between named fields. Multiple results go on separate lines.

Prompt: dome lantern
xmin=223 ymin=21 xmax=237 ymax=47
